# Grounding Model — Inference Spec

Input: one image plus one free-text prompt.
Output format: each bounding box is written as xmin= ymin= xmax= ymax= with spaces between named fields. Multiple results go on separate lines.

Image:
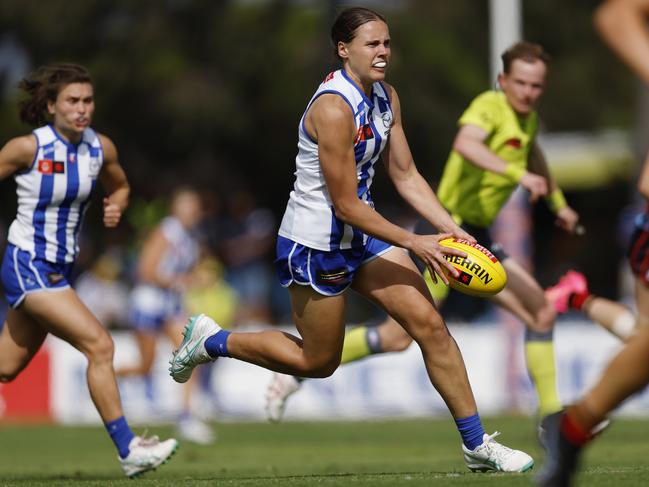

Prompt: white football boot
xmin=119 ymin=434 xmax=178 ymax=478
xmin=177 ymin=416 xmax=216 ymax=445
xmin=265 ymin=373 xmax=302 ymax=422
xmin=463 ymin=432 xmax=534 ymax=473
xmin=169 ymin=314 xmax=220 ymax=383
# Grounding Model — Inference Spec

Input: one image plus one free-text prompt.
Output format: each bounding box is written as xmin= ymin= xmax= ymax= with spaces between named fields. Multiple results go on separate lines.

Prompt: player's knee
xmin=85 ymin=331 xmax=115 ymax=364
xmin=409 ymin=312 xmax=451 ymax=347
xmin=299 ymin=355 xmax=340 ymax=378
xmin=533 ymin=300 xmax=556 ymax=333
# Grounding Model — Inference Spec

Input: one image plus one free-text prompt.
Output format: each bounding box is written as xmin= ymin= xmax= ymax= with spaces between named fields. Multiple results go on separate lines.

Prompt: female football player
xmin=0 ymin=63 xmax=177 ymax=477
xmin=170 ymin=7 xmax=532 ymax=472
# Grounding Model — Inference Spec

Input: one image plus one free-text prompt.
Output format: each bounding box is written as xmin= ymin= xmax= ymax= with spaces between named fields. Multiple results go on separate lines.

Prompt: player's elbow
xmin=452 ymin=136 xmax=472 ymax=158
xmin=331 ymin=198 xmax=357 ymax=223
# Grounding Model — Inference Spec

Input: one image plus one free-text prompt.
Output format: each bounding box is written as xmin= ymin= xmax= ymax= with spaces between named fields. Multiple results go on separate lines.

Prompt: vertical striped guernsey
xmin=278 ymin=69 xmax=393 ymax=251
xmin=7 ymin=124 xmax=103 ymax=264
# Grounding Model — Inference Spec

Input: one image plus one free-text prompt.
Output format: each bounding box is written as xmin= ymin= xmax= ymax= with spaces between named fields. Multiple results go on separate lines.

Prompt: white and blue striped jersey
xmin=7 ymin=124 xmax=103 ymax=264
xmin=278 ymin=69 xmax=393 ymax=251
xmin=154 ymin=216 xmax=200 ymax=283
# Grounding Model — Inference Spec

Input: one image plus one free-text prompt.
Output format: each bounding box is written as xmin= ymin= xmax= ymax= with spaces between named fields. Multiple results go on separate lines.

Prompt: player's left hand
xmin=555 ymin=205 xmax=579 ymax=233
xmin=103 ymin=197 xmax=122 ymax=228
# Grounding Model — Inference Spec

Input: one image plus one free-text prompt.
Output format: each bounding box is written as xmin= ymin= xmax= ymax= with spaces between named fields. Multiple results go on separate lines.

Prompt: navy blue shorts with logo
xmin=1 ymin=243 xmax=73 ymax=308
xmin=275 ymin=235 xmax=394 ymax=296
xmin=627 ymin=212 xmax=649 ymax=284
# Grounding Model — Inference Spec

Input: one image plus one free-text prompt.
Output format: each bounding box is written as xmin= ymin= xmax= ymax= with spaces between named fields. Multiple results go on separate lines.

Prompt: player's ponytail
xmin=18 ymin=63 xmax=92 ymax=127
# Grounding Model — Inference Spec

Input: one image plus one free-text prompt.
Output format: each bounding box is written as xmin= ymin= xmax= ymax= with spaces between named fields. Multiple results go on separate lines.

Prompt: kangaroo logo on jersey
xmin=89 ymin=158 xmax=101 ymax=177
xmin=381 ymin=112 xmax=392 ymax=129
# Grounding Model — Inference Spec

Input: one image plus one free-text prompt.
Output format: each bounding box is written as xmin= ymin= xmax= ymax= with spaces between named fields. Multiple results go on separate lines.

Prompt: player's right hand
xmin=520 ymin=172 xmax=548 ymax=203
xmin=410 ymin=233 xmax=466 ymax=285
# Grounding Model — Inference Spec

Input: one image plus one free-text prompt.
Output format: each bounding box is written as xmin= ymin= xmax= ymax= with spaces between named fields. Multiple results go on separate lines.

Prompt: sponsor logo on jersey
xmin=323 ymin=71 xmax=335 ymax=83
xmin=505 ymin=138 xmax=522 ymax=149
xmin=38 ymin=159 xmax=53 ymax=174
xmin=444 ymin=255 xmax=494 ymax=285
xmin=355 ymin=124 xmax=374 ymax=143
xmin=316 ymin=267 xmax=349 ymax=285
xmin=68 ymin=153 xmax=76 ymax=163
xmin=39 ymin=159 xmax=65 ymax=174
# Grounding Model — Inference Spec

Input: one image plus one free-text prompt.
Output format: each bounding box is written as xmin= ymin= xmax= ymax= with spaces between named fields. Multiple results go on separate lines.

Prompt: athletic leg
xmin=171 ymin=284 xmax=347 ymax=379
xmin=537 ymin=280 xmax=649 ymax=487
xmin=116 ymin=330 xmax=157 ymax=377
xmin=0 ymin=307 xmax=47 ymax=382
xmin=352 ymin=248 xmax=476 ymax=418
xmin=546 ymin=270 xmax=636 ymax=340
xmin=21 ymin=288 xmax=177 ymax=473
xmin=352 ymin=248 xmax=533 ymax=472
xmin=491 ymin=257 xmax=561 ymax=416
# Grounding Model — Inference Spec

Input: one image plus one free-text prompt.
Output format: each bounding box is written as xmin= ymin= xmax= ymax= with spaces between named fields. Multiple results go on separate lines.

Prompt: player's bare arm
xmin=0 ymin=135 xmax=36 ymax=180
xmin=308 ymin=93 xmax=463 ymax=281
xmin=595 ymin=0 xmax=649 ymax=86
xmin=98 ymin=134 xmax=129 ymax=227
xmin=453 ymin=123 xmax=548 ymax=201
xmin=381 ymin=84 xmax=474 ymax=243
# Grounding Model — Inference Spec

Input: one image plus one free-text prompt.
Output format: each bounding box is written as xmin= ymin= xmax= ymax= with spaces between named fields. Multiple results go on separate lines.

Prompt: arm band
xmin=547 ymin=188 xmax=567 ymax=213
xmin=502 ymin=164 xmax=525 ymax=182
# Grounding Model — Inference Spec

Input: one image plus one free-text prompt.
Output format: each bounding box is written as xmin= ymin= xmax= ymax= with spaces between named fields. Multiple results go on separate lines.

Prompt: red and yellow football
xmin=439 ymin=238 xmax=507 ymax=297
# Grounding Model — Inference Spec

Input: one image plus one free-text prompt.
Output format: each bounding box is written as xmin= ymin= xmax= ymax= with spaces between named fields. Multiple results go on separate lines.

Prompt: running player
xmin=170 ymin=7 xmax=533 ymax=473
xmin=537 ymin=0 xmax=649 ymax=484
xmin=267 ymin=41 xmax=579 ymax=424
xmin=117 ymin=187 xmax=214 ymax=445
xmin=0 ymin=63 xmax=177 ymax=478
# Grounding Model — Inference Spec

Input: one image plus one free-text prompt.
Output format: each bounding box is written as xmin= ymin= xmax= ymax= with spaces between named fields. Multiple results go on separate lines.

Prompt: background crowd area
xmin=0 ymin=0 xmax=645 ymax=331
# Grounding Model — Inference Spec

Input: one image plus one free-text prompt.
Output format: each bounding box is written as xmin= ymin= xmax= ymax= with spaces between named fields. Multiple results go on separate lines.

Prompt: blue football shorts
xmin=1 ymin=243 xmax=73 ymax=308
xmin=275 ymin=235 xmax=394 ymax=296
xmin=127 ymin=284 xmax=184 ymax=331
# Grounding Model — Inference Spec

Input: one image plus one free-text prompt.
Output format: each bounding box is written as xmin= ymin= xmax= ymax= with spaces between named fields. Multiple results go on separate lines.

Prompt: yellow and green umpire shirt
xmin=437 ymin=90 xmax=538 ymax=228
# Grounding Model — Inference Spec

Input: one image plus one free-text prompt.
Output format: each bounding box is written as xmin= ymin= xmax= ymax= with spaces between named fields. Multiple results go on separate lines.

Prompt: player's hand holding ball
xmin=410 ymin=232 xmax=470 ymax=286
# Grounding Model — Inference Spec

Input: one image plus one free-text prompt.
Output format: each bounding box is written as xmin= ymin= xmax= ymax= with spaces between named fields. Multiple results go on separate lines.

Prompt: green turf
xmin=0 ymin=417 xmax=647 ymax=486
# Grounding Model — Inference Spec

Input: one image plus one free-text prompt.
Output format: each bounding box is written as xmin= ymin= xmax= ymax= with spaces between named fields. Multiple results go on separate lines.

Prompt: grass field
xmin=0 ymin=416 xmax=647 ymax=486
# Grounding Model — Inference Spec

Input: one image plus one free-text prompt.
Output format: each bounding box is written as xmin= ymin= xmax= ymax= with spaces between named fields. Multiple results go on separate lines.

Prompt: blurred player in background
xmin=170 ymin=7 xmax=534 ymax=472
xmin=0 ymin=63 xmax=177 ymax=477
xmin=267 ymin=41 xmax=580 ymax=426
xmin=117 ymin=187 xmax=215 ymax=444
xmin=538 ymin=0 xmax=649 ymax=485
